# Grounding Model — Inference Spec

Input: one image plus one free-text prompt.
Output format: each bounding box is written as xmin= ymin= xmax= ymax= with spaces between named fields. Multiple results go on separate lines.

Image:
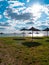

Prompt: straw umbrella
xmin=28 ymin=27 xmax=40 ymax=39
xmin=20 ymin=28 xmax=28 ymax=37
xmin=43 ymin=28 xmax=49 ymax=37
xmin=0 ymin=32 xmax=4 ymax=35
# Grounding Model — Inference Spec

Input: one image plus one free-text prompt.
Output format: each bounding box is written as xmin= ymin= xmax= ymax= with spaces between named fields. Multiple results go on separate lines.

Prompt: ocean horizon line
xmin=0 ymin=31 xmax=49 ymax=37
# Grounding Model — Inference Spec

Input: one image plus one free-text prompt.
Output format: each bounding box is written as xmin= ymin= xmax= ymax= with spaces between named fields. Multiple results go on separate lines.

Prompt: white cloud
xmin=11 ymin=6 xmax=26 ymax=15
xmin=6 ymin=19 xmax=30 ymax=31
xmin=42 ymin=5 xmax=49 ymax=15
xmin=2 ymin=2 xmax=49 ymax=31
xmin=12 ymin=8 xmax=20 ymax=14
xmin=8 ymin=1 xmax=25 ymax=8
xmin=6 ymin=19 xmax=17 ymax=27
xmin=22 ymin=4 xmax=49 ymax=23
xmin=0 ymin=15 xmax=2 ymax=19
xmin=0 ymin=22 xmax=5 ymax=25
xmin=17 ymin=7 xmax=26 ymax=11
xmin=3 ymin=10 xmax=11 ymax=19
xmin=0 ymin=26 xmax=9 ymax=29
xmin=22 ymin=5 xmax=42 ymax=22
xmin=0 ymin=19 xmax=17 ymax=33
xmin=27 ymin=0 xmax=30 ymax=3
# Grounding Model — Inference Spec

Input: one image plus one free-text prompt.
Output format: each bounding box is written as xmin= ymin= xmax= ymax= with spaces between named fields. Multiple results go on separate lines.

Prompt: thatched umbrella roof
xmin=28 ymin=27 xmax=40 ymax=31
xmin=20 ymin=28 xmax=28 ymax=31
xmin=43 ymin=28 xmax=49 ymax=37
xmin=20 ymin=28 xmax=28 ymax=37
xmin=0 ymin=32 xmax=4 ymax=34
xmin=43 ymin=28 xmax=49 ymax=31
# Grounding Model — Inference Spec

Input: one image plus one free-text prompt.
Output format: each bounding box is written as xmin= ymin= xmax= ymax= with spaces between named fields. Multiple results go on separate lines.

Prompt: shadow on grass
xmin=22 ymin=41 xmax=41 ymax=47
xmin=13 ymin=38 xmax=25 ymax=40
xmin=33 ymin=37 xmax=43 ymax=39
xmin=46 ymin=40 xmax=49 ymax=42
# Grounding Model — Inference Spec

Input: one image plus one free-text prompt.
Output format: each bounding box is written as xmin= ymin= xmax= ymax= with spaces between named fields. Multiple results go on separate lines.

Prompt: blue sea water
xmin=0 ymin=31 xmax=49 ymax=37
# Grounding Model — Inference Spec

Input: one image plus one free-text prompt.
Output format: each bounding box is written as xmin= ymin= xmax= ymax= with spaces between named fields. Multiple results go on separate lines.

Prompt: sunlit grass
xmin=0 ymin=37 xmax=49 ymax=65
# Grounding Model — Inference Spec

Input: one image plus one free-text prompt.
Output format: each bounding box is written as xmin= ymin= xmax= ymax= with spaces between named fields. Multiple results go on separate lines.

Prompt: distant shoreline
xmin=0 ymin=31 xmax=49 ymax=37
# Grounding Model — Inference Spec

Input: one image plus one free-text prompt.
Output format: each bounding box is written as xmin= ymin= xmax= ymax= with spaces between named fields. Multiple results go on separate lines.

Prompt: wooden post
xmin=47 ymin=30 xmax=48 ymax=37
xmin=32 ymin=30 xmax=33 ymax=39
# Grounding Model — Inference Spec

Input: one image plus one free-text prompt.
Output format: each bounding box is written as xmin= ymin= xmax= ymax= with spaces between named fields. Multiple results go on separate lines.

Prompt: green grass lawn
xmin=0 ymin=37 xmax=49 ymax=65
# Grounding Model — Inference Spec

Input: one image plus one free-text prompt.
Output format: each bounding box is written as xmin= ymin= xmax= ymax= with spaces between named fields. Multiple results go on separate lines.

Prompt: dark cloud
xmin=0 ymin=28 xmax=5 ymax=30
xmin=6 ymin=8 xmax=32 ymax=20
xmin=0 ymin=22 xmax=10 ymax=26
xmin=26 ymin=22 xmax=34 ymax=24
xmin=36 ymin=12 xmax=48 ymax=22
xmin=38 ymin=25 xmax=47 ymax=30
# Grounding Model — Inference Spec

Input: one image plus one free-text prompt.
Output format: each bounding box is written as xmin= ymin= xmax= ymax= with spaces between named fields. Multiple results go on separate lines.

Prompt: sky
xmin=0 ymin=0 xmax=49 ymax=33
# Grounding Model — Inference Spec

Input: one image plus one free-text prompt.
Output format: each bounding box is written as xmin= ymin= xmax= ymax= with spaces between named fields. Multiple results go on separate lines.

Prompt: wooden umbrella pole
xmin=47 ymin=30 xmax=48 ymax=37
xmin=32 ymin=31 xmax=33 ymax=40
